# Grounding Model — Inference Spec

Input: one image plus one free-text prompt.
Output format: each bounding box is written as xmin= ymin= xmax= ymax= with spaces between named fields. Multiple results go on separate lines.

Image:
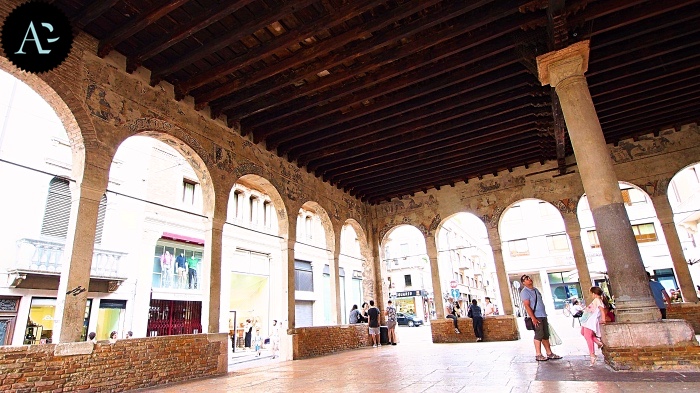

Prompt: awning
xmin=161 ymin=232 xmax=205 ymax=246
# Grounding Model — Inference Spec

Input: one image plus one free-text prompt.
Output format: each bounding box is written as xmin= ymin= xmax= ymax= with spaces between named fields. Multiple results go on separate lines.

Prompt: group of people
xmin=349 ymin=299 xmax=399 ymax=347
xmin=87 ymin=330 xmax=133 ymax=344
xmin=444 ymin=296 xmax=498 ymax=341
xmin=240 ymin=318 xmax=281 ymax=358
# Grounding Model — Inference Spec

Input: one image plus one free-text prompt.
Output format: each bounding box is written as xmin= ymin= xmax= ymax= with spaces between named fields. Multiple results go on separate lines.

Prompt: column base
xmin=602 ymin=320 xmax=700 ymax=371
xmin=614 ymin=297 xmax=662 ymax=323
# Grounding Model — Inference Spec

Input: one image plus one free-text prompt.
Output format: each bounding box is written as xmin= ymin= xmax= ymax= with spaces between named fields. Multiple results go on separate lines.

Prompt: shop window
xmin=41 ymin=177 xmax=71 ymax=239
xmin=295 ymin=260 xmax=313 ymax=291
xmin=653 ymin=268 xmax=678 ymax=291
xmin=147 ymin=299 xmax=202 ymax=336
xmin=26 ymin=298 xmax=90 ymax=344
xmin=295 ymin=300 xmax=314 ymax=328
xmin=153 ymin=240 xmax=204 ymax=290
xmin=546 ymin=234 xmax=569 ymax=251
xmin=508 ymin=239 xmax=530 ymax=256
xmin=96 ymin=300 xmax=126 ymax=340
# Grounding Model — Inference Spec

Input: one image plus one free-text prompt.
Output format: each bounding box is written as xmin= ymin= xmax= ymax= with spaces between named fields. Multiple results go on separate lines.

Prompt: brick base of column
xmin=602 ymin=320 xmax=700 ymax=371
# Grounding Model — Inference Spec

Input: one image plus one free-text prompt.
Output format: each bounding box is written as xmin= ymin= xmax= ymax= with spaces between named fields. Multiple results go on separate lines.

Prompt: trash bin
xmin=380 ymin=326 xmax=389 ymax=345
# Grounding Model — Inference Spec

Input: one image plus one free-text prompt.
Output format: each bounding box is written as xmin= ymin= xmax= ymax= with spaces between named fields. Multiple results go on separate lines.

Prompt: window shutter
xmin=94 ymin=194 xmax=107 ymax=244
xmin=41 ymin=178 xmax=71 ymax=238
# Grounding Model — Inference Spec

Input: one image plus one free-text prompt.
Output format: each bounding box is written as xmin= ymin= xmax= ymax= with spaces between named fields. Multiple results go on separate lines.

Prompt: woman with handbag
xmin=580 ymin=286 xmax=607 ymax=366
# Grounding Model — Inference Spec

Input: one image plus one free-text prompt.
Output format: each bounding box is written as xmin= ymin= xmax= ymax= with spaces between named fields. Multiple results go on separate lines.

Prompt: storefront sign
xmin=395 ymin=290 xmax=423 ymax=297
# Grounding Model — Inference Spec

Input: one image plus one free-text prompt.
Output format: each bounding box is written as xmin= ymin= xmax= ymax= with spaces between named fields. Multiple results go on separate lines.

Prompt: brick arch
xmin=301 ymin=201 xmax=335 ymax=254
xmin=115 ymin=131 xmax=216 ymax=218
xmin=0 ymin=57 xmax=92 ymax=181
xmin=233 ymin=173 xmax=289 ymax=239
xmin=343 ymin=218 xmax=370 ymax=261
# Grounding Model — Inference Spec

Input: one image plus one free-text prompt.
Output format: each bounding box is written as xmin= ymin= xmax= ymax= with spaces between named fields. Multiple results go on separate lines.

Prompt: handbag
xmin=523 ymin=290 xmax=538 ymax=330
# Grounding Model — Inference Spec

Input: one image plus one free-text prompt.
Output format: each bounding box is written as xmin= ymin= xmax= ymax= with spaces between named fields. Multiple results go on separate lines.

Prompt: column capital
xmin=537 ymin=40 xmax=590 ymax=87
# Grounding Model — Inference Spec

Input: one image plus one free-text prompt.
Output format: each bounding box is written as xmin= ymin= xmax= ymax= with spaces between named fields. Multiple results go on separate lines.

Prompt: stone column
xmin=330 ymin=222 xmax=342 ymax=324
xmin=486 ymin=227 xmax=514 ymax=315
xmin=652 ymin=195 xmax=699 ymax=303
xmin=285 ymin=213 xmax=298 ymax=329
xmin=562 ymin=213 xmax=594 ymax=302
xmin=537 ymin=41 xmax=658 ymax=322
xmin=54 ymin=163 xmax=109 ymax=343
xmin=425 ymin=234 xmax=445 ymax=318
xmin=204 ymin=217 xmax=225 ymax=333
xmin=367 ymin=222 xmax=383 ymax=309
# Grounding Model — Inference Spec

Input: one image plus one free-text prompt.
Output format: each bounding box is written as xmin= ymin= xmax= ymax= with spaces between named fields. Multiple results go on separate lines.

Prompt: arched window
xmin=41 ymin=178 xmax=71 ymax=238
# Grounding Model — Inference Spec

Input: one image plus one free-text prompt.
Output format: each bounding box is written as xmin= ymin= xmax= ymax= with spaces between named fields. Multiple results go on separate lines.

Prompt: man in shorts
xmin=520 ymin=274 xmax=562 ymax=362
xmin=385 ymin=300 xmax=397 ymax=345
xmin=367 ymin=300 xmax=381 ymax=347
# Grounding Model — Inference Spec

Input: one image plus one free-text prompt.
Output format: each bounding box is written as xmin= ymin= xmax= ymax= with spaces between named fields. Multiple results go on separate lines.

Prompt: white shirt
xmin=484 ymin=302 xmax=496 ymax=316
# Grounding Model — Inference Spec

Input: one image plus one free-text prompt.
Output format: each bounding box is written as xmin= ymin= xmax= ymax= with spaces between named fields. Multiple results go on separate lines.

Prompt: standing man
xmin=367 ymin=300 xmax=381 ymax=347
xmin=483 ymin=297 xmax=496 ymax=317
xmin=648 ymin=272 xmax=671 ymax=319
xmin=520 ymin=274 xmax=562 ymax=362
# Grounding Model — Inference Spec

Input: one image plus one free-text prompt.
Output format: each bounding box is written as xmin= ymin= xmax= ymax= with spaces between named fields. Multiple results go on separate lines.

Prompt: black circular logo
xmin=1 ymin=1 xmax=73 ymax=74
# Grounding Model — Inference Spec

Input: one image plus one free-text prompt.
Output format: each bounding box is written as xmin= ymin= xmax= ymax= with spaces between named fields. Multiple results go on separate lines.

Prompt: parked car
xmin=396 ymin=312 xmax=423 ymax=327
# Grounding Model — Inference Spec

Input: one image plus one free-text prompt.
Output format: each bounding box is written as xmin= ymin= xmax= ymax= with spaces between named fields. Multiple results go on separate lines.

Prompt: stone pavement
xmin=136 ymin=315 xmax=700 ymax=392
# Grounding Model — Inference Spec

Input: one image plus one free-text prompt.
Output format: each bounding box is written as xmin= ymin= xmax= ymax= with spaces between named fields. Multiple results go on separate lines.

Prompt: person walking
xmin=445 ymin=297 xmax=461 ymax=333
xmin=483 ymin=297 xmax=496 ymax=317
xmin=367 ymin=300 xmax=381 ymax=347
xmin=270 ymin=319 xmax=280 ymax=359
xmin=385 ymin=300 xmax=398 ymax=345
xmin=468 ymin=299 xmax=484 ymax=342
xmin=244 ymin=319 xmax=253 ymax=350
xmin=648 ymin=271 xmax=671 ymax=319
xmin=520 ymin=274 xmax=562 ymax=362
xmin=580 ymin=286 xmax=607 ymax=366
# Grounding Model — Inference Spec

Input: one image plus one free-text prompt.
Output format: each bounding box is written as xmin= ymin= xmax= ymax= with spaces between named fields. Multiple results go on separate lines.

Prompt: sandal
xmin=535 ymin=355 xmax=549 ymax=362
xmin=547 ymin=353 xmax=562 ymax=360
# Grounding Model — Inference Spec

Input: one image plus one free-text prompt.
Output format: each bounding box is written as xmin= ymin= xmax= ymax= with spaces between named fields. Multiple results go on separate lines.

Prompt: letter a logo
xmin=1 ymin=1 xmax=73 ymax=73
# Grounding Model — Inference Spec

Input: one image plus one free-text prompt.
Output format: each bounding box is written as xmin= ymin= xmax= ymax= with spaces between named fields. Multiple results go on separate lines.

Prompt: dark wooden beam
xmin=97 ymin=0 xmax=190 ymax=58
xmin=177 ymin=0 xmax=384 ymax=95
xmin=198 ymin=0 xmax=472 ymax=108
xmin=149 ymin=0 xmax=319 ymax=82
xmin=72 ymin=0 xmax=120 ymax=29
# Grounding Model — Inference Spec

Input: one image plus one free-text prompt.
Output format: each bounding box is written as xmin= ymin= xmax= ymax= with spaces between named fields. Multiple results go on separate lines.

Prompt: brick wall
xmin=0 ymin=333 xmax=227 ymax=392
xmin=431 ymin=316 xmax=520 ymax=343
xmin=292 ymin=324 xmax=373 ymax=360
xmin=667 ymin=303 xmax=700 ymax=333
xmin=604 ymin=342 xmax=700 ymax=371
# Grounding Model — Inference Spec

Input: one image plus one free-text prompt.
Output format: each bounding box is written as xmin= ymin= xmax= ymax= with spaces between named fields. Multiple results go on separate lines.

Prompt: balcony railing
xmin=14 ymin=238 xmax=127 ymax=278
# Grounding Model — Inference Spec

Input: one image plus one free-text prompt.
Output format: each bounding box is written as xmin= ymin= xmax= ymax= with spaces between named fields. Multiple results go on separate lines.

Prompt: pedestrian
xmin=88 ymin=332 xmax=97 ymax=344
xmin=385 ymin=300 xmax=398 ymax=345
xmin=360 ymin=302 xmax=370 ymax=323
xmin=367 ymin=300 xmax=381 ymax=347
xmin=244 ymin=319 xmax=253 ymax=350
xmin=253 ymin=327 xmax=263 ymax=357
xmin=445 ymin=297 xmax=461 ymax=333
xmin=109 ymin=331 xmax=118 ymax=344
xmin=126 ymin=331 xmax=133 ymax=339
xmin=520 ymin=274 xmax=562 ymax=362
xmin=468 ymin=299 xmax=484 ymax=342
xmin=483 ymin=297 xmax=496 ymax=317
xmin=580 ymin=286 xmax=606 ymax=366
xmin=647 ymin=272 xmax=671 ymax=319
xmin=349 ymin=304 xmax=361 ymax=324
xmin=270 ymin=320 xmax=280 ymax=359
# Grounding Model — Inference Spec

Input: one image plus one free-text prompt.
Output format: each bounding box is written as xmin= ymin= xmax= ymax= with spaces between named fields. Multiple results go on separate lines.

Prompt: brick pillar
xmin=486 ymin=227 xmax=514 ymax=315
xmin=652 ymin=195 xmax=699 ymax=303
xmin=425 ymin=235 xmax=445 ymax=318
xmin=54 ymin=159 xmax=109 ymax=343
xmin=563 ymin=213 xmax=594 ymax=302
xmin=204 ymin=217 xmax=225 ymax=333
xmin=537 ymin=41 xmax=658 ymax=323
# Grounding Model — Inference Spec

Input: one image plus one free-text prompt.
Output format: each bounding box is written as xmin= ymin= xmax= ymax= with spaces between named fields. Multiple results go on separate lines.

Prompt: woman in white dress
xmin=580 ymin=286 xmax=607 ymax=365
xmin=270 ymin=319 xmax=280 ymax=359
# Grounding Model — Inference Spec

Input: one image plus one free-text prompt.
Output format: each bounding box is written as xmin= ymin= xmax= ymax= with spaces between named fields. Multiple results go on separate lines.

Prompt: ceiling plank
xmin=72 ymin=0 xmax=120 ymax=29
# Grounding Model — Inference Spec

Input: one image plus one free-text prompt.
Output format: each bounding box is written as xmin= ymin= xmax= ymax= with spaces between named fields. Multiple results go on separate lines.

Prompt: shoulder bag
xmin=524 ymin=290 xmax=538 ymax=330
